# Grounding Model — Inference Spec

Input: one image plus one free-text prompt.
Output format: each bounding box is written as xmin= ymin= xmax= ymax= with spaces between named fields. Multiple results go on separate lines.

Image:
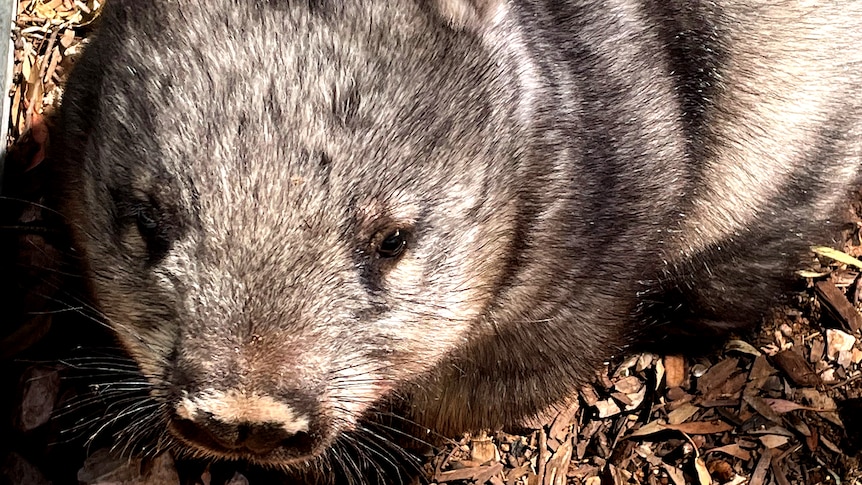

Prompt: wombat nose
xmin=169 ymin=389 xmax=315 ymax=456
xmin=173 ymin=413 xmax=314 ymax=456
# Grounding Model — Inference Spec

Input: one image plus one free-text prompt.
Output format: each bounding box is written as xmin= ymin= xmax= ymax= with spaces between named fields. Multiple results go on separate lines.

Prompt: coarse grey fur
xmin=49 ymin=0 xmax=862 ymax=482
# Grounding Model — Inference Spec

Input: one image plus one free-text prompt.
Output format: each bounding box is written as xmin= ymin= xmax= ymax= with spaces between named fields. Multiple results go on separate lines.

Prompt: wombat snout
xmin=169 ymin=388 xmax=321 ymax=460
xmin=171 ymin=413 xmax=313 ymax=456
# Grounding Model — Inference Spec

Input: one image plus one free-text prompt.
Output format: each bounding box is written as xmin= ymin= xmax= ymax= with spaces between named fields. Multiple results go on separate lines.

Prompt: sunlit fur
xmin=47 ymin=0 xmax=862 ymax=483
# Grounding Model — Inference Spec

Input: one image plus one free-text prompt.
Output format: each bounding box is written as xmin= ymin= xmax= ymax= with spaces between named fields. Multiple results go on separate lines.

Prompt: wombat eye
xmin=377 ymin=230 xmax=407 ymax=259
xmin=131 ymin=203 xmax=170 ymax=263
xmin=136 ymin=209 xmax=158 ymax=233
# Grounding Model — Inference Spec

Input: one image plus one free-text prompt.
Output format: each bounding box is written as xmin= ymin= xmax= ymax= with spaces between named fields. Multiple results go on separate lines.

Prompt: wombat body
xmin=49 ymin=0 xmax=862 ymax=482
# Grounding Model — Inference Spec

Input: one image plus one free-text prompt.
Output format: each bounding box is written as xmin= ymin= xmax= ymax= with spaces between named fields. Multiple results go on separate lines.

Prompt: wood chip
xmin=770 ymin=350 xmax=821 ymax=387
xmin=664 ymin=355 xmax=686 ymax=388
xmin=436 ymin=464 xmax=503 ymax=483
xmin=809 ymin=337 xmax=826 ymax=363
xmin=225 ymin=472 xmax=249 ymax=485
xmin=580 ymin=386 xmax=599 ymax=407
xmin=14 ymin=366 xmax=59 ymax=432
xmin=542 ymin=439 xmax=572 ymax=485
xmin=1 ymin=453 xmax=50 ymax=485
xmin=473 ymin=463 xmax=504 ymax=484
xmin=77 ymin=450 xmax=180 ymax=485
xmin=825 ymin=328 xmax=856 ymax=363
xmin=548 ymin=401 xmax=579 ymax=442
xmin=470 ymin=431 xmax=498 ymax=464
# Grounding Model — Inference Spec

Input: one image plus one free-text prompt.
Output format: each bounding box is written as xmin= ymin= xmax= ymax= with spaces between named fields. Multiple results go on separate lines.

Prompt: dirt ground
xmin=2 ymin=2 xmax=862 ymax=484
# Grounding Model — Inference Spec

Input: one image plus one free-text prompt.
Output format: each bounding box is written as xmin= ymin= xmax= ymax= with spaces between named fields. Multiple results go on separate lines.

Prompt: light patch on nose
xmin=176 ymin=389 xmax=310 ymax=435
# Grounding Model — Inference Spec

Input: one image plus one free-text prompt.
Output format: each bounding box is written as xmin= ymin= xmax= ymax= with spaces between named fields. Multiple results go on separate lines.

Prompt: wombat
xmin=46 ymin=0 xmax=862 ymax=482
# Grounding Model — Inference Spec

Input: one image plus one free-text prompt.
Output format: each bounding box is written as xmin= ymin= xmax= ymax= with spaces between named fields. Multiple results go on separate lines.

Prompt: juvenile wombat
xmin=48 ymin=0 xmax=862 ymax=482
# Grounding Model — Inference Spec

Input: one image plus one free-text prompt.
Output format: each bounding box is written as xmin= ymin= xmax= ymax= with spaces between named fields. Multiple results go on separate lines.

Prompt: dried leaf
xmin=707 ymin=443 xmax=752 ymax=461
xmin=666 ymin=403 xmax=699 ymax=425
xmin=743 ymin=394 xmax=782 ymax=423
xmin=749 ymin=449 xmax=773 ymax=485
xmin=798 ymin=269 xmax=831 ymax=278
xmin=594 ymin=399 xmax=621 ymax=418
xmin=694 ymin=456 xmax=711 ymax=485
xmin=662 ymin=463 xmax=686 ymax=485
xmin=812 ymin=246 xmax=862 ymax=269
xmin=759 ymin=435 xmax=790 ymax=449
xmin=697 ymin=358 xmax=739 ymax=394
xmin=763 ymin=398 xmax=817 ymax=414
xmin=661 ymin=420 xmax=733 ymax=435
xmin=627 ymin=419 xmax=667 ymax=438
xmin=725 ymin=339 xmax=761 ymax=356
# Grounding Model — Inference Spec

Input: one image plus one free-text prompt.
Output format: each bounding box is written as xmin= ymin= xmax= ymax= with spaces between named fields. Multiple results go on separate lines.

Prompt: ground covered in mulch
xmin=2 ymin=2 xmax=862 ymax=484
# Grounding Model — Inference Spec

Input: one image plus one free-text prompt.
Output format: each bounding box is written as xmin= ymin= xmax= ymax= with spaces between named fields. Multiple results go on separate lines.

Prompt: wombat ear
xmin=432 ymin=0 xmax=506 ymax=32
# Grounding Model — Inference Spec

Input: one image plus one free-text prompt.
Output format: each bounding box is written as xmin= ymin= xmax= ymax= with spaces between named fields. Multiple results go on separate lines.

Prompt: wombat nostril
xmin=237 ymin=421 xmax=313 ymax=455
xmin=171 ymin=413 xmax=314 ymax=456
xmin=170 ymin=388 xmax=316 ymax=456
xmin=243 ymin=424 xmax=315 ymax=455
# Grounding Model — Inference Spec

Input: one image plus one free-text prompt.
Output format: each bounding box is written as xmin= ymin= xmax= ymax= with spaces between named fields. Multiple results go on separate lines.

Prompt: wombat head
xmin=55 ymin=0 xmax=525 ymax=466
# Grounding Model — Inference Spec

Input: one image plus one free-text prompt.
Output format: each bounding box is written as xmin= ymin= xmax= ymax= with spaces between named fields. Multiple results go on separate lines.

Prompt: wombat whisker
xmin=54 ymin=389 xmax=149 ymax=419
xmin=114 ymin=407 xmax=167 ymax=458
xmin=357 ymin=426 xmax=429 ymax=482
xmin=343 ymin=430 xmax=410 ymax=484
xmin=59 ymin=362 xmax=142 ymax=374
xmin=86 ymin=400 xmax=163 ymax=447
xmin=366 ymin=411 xmax=452 ymax=444
xmin=327 ymin=359 xmax=396 ymax=376
xmin=355 ymin=423 xmax=424 ymax=463
xmin=15 ymin=306 xmax=83 ymax=316
xmin=57 ymin=393 xmax=153 ymax=430
xmin=327 ymin=366 xmax=398 ymax=382
xmin=325 ymin=441 xmax=364 ymax=485
xmin=58 ymin=359 xmax=143 ymax=372
xmin=60 ymin=375 xmax=146 ymax=386
xmin=55 ymin=389 xmax=147 ymax=415
xmin=46 ymin=291 xmax=143 ymax=338
xmin=0 ymin=195 xmax=69 ymax=219
xmin=58 ymin=353 xmax=138 ymax=363
xmin=363 ymin=419 xmax=440 ymax=451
